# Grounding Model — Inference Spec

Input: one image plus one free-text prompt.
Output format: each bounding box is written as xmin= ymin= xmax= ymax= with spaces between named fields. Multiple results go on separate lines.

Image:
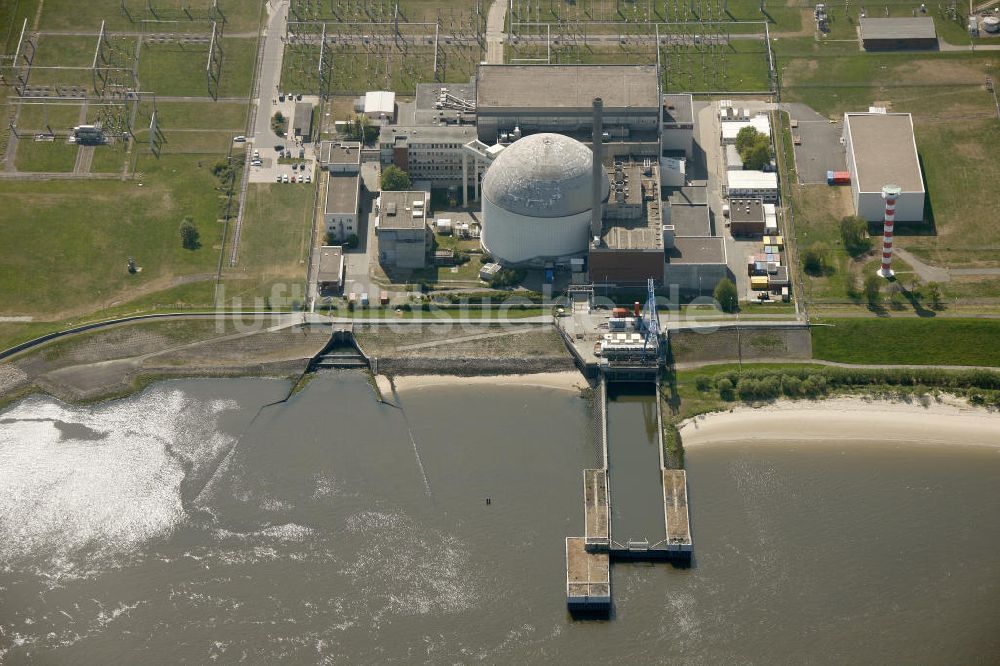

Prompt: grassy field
xmin=36 ymin=0 xmax=261 ymax=33
xmin=508 ymin=38 xmax=771 ymax=92
xmin=219 ymin=183 xmax=314 ymax=307
xmin=14 ymin=139 xmax=78 ymax=171
xmin=779 ymin=49 xmax=1000 ymax=309
xmin=281 ymin=41 xmax=481 ymax=95
xmin=134 ymin=100 xmax=247 ymax=131
xmin=812 ymin=319 xmax=1000 ymax=366
xmin=0 ymin=152 xmax=228 ymax=318
xmin=137 ymin=36 xmax=256 ymax=98
xmin=14 ymin=101 xmax=84 ymax=131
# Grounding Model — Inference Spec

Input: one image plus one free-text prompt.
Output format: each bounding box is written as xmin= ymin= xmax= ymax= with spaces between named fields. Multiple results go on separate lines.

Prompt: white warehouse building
xmin=843 ymin=112 xmax=925 ymax=222
xmin=481 ymin=133 xmax=609 ymax=264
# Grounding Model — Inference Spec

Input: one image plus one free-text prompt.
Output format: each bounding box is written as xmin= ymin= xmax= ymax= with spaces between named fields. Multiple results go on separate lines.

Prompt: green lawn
xmin=138 ymin=37 xmax=256 ymax=98
xmin=811 ymin=319 xmax=1000 ymax=366
xmin=15 ymin=140 xmax=78 ymax=172
xmin=220 ymin=183 xmax=313 ymax=306
xmin=0 ymin=152 xmax=228 ymax=317
xmin=134 ymin=100 xmax=248 ymax=131
xmin=38 ymin=0 xmax=262 ymax=33
xmin=15 ymin=102 xmax=85 ymax=131
xmin=89 ymin=141 xmax=129 ymax=173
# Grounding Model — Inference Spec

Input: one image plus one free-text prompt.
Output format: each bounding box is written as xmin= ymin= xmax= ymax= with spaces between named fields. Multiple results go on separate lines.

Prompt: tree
xmin=713 ymin=277 xmax=739 ymax=313
xmin=346 ymin=233 xmax=360 ymax=249
xmin=839 ymin=215 xmax=871 ymax=257
xmin=380 ymin=165 xmax=411 ymax=191
xmin=344 ymin=113 xmax=377 ymax=144
xmin=802 ymin=242 xmax=830 ymax=276
xmin=925 ymin=282 xmax=944 ymax=310
xmin=863 ymin=274 xmax=882 ymax=308
xmin=742 ymin=135 xmax=772 ymax=170
xmin=735 ymin=126 xmax=759 ymax=155
xmin=180 ymin=217 xmax=200 ymax=250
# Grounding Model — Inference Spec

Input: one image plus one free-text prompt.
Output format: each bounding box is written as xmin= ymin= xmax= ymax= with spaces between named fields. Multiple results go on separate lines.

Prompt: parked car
xmin=298 ymin=148 xmax=305 ymax=159
xmin=290 ymin=174 xmax=297 ymax=183
xmin=274 ymin=144 xmax=284 ymax=152
xmin=304 ymin=174 xmax=311 ymax=184
xmin=282 ymin=174 xmax=289 ymax=183
xmin=278 ymin=94 xmax=285 ymax=102
xmin=296 ymin=93 xmax=303 ymax=101
xmin=253 ymin=149 xmax=259 ymax=159
xmin=276 ymin=174 xmax=282 ymax=182
xmin=233 ymin=135 xmax=246 ymax=142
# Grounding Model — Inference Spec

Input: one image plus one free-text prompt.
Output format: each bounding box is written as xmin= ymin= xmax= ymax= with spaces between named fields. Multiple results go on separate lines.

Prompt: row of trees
xmin=699 ymin=366 xmax=1000 ymax=404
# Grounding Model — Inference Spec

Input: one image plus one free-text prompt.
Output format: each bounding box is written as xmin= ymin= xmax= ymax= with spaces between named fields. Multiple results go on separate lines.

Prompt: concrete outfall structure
xmin=879 ymin=184 xmax=901 ymax=279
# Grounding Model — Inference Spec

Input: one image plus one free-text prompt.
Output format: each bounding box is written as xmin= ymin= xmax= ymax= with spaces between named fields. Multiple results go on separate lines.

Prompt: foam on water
xmin=0 ymin=390 xmax=237 ymax=584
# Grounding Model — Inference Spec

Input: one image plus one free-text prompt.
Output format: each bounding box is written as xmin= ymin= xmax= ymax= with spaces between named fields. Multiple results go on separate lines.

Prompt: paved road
xmin=486 ymin=0 xmax=508 ymax=64
xmin=674 ymin=357 xmax=1000 ymax=371
xmin=252 ymin=0 xmax=289 ymax=148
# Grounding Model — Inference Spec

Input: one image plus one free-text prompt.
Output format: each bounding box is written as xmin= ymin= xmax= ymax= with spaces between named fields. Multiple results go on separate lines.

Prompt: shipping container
xmin=750 ymin=276 xmax=770 ymax=290
xmin=612 ymin=307 xmax=629 ymax=318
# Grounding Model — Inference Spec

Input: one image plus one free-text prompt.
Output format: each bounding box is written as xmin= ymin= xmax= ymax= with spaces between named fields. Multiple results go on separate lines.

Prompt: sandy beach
xmin=679 ymin=397 xmax=1000 ymax=448
xmin=383 ymin=371 xmax=589 ymax=395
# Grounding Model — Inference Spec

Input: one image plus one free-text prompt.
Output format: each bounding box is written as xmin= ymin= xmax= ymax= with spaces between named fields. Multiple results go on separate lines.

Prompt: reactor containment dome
xmin=481 ymin=133 xmax=609 ymax=264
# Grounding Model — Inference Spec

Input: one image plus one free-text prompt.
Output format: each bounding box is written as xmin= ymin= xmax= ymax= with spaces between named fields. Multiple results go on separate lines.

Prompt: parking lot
xmin=784 ymin=102 xmax=847 ymax=184
xmin=247 ymin=93 xmax=320 ymax=186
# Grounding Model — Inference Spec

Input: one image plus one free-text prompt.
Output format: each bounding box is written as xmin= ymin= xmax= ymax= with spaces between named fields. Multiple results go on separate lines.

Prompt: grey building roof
xmin=860 ymin=17 xmax=936 ymax=40
xmin=666 ymin=236 xmax=727 ymax=264
xmin=730 ymin=198 xmax=764 ymax=223
xmin=481 ymin=133 xmax=609 ymax=218
xmin=379 ymin=124 xmax=476 ymax=145
xmin=321 ymin=141 xmax=361 ymax=165
xmin=476 ymin=64 xmax=659 ymax=111
xmin=845 ymin=113 xmax=925 ymax=193
xmin=294 ymin=102 xmax=313 ymax=133
xmin=378 ymin=191 xmax=429 ymax=230
xmin=317 ymin=246 xmax=343 ymax=283
xmin=325 ymin=173 xmax=360 ymax=215
xmin=665 ymin=203 xmax=711 ymax=236
xmin=662 ymin=94 xmax=694 ymax=124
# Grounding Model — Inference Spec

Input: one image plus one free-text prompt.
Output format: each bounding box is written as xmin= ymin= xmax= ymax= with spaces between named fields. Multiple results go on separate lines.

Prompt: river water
xmin=1 ymin=372 xmax=998 ymax=663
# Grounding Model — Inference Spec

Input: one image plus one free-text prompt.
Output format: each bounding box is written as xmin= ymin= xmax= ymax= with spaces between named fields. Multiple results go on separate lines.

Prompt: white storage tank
xmin=481 ymin=133 xmax=609 ymax=264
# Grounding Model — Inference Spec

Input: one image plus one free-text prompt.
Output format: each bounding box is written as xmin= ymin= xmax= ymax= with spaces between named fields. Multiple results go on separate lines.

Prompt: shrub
xmin=346 ymin=233 xmax=359 ymax=249
xmin=695 ymin=376 xmax=712 ymax=392
xmin=717 ymin=378 xmax=735 ymax=400
xmin=713 ymin=277 xmax=739 ymax=313
xmin=839 ymin=215 xmax=872 ymax=257
xmin=863 ymin=274 xmax=882 ymax=308
xmin=179 ymin=217 xmax=200 ymax=250
xmin=802 ymin=243 xmax=830 ymax=276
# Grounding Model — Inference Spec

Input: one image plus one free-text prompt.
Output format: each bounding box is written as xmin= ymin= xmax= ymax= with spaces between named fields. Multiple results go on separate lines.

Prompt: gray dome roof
xmin=482 ymin=133 xmax=609 ymax=218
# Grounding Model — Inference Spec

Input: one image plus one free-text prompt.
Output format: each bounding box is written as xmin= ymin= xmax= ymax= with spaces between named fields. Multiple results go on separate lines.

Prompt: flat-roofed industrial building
xmin=376 ymin=190 xmax=431 ymax=269
xmin=324 ymin=173 xmax=361 ymax=241
xmin=378 ymin=124 xmax=477 ymax=188
xmin=317 ymin=246 xmax=344 ymax=294
xmin=661 ymin=93 xmax=694 ymax=157
xmin=319 ymin=141 xmax=361 ymax=173
xmin=842 ymin=112 xmax=925 ymax=222
xmin=293 ymin=102 xmax=314 ymax=140
xmin=860 ymin=17 xmax=937 ymax=50
xmin=475 ymin=64 xmax=661 ymax=143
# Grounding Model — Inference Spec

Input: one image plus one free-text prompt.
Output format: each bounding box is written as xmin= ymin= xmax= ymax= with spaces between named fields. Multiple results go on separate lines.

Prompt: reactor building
xmin=481 ymin=132 xmax=609 ymax=264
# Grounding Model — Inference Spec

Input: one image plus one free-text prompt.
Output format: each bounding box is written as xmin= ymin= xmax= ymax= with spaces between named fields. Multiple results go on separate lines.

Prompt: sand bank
xmin=385 ymin=371 xmax=588 ymax=394
xmin=679 ymin=397 xmax=1000 ymax=448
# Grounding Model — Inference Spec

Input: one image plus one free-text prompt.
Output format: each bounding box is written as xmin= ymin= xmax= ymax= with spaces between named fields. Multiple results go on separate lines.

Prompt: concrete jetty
xmin=566 ymin=537 xmax=611 ymax=613
xmin=584 ymin=469 xmax=610 ymax=549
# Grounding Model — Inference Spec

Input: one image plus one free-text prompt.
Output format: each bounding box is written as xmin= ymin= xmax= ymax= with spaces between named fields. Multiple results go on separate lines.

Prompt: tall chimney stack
xmin=878 ymin=184 xmax=901 ymax=279
xmin=591 ymin=97 xmax=604 ymax=238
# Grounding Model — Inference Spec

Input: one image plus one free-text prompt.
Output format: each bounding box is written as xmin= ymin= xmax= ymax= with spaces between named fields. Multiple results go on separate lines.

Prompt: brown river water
xmin=0 ymin=371 xmax=997 ymax=663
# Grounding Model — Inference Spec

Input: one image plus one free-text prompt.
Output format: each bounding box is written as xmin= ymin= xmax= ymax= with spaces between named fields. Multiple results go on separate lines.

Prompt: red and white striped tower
xmin=878 ymin=184 xmax=901 ymax=279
